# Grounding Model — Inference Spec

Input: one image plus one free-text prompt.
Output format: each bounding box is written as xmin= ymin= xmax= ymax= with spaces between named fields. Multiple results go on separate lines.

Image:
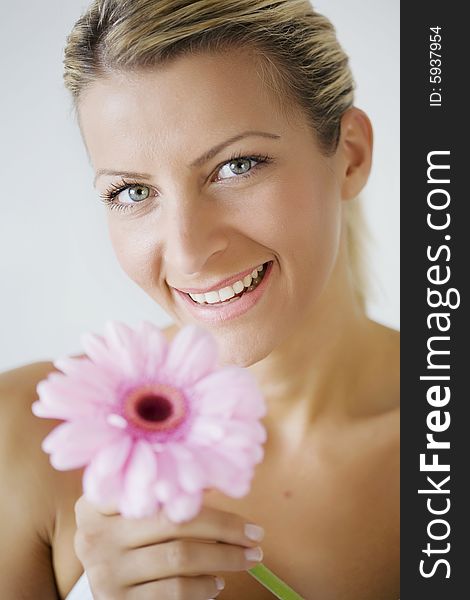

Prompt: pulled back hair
xmin=63 ymin=0 xmax=372 ymax=309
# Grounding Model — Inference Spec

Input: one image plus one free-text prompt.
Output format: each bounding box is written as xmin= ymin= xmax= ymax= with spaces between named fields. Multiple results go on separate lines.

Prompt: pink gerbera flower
xmin=32 ymin=321 xmax=267 ymax=522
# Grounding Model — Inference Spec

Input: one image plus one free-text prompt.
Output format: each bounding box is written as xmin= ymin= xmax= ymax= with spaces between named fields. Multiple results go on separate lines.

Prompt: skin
xmin=0 ymin=48 xmax=399 ymax=599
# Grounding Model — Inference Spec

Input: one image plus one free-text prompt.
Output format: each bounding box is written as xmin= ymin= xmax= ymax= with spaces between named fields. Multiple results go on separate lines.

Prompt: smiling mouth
xmin=186 ymin=261 xmax=271 ymax=306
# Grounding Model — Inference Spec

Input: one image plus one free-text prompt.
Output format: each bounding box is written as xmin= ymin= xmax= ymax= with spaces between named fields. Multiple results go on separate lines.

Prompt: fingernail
xmin=244 ymin=523 xmax=265 ymax=542
xmin=245 ymin=546 xmax=263 ymax=562
xmin=215 ymin=576 xmax=225 ymax=590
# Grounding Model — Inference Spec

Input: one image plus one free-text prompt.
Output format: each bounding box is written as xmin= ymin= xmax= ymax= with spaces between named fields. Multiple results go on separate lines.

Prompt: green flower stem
xmin=248 ymin=563 xmax=306 ymax=599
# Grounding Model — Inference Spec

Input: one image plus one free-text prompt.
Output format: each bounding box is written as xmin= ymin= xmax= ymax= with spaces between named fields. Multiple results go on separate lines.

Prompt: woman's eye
xmin=217 ymin=157 xmax=255 ymax=180
xmin=118 ymin=184 xmax=150 ymax=204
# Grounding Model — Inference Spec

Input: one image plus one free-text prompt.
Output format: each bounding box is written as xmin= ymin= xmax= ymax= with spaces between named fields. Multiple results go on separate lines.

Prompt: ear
xmin=335 ymin=107 xmax=373 ymax=201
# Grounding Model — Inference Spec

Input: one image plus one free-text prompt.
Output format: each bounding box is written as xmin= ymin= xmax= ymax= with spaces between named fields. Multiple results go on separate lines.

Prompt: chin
xmin=215 ymin=328 xmax=276 ymax=368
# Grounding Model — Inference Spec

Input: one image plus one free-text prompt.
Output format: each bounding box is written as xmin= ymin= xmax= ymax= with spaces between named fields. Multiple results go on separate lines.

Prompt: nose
xmin=163 ymin=194 xmax=228 ymax=276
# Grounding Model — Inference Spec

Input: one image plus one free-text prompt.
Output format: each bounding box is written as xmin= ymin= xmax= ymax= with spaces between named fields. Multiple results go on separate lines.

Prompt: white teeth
xmin=232 ymin=280 xmax=244 ymax=294
xmin=219 ymin=286 xmax=235 ymax=301
xmin=187 ymin=263 xmax=266 ymax=305
xmin=190 ymin=292 xmax=206 ymax=303
xmin=204 ymin=291 xmax=221 ymax=304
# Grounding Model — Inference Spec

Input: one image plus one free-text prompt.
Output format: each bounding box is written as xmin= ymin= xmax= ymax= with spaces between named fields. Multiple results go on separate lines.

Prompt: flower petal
xmin=186 ymin=415 xmax=225 ymax=445
xmin=83 ymin=435 xmax=133 ymax=507
xmin=140 ymin=324 xmax=169 ymax=380
xmin=247 ymin=443 xmax=264 ymax=465
xmin=192 ymin=366 xmax=266 ymax=419
xmin=120 ymin=440 xmax=160 ymax=518
xmin=164 ymin=490 xmax=202 ymax=523
xmin=103 ymin=321 xmax=143 ymax=379
xmin=152 ymin=450 xmax=179 ymax=503
xmin=164 ymin=325 xmax=218 ymax=386
xmin=222 ymin=419 xmax=267 ymax=445
xmin=212 ymin=440 xmax=261 ymax=470
xmin=52 ymin=356 xmax=117 ymax=396
xmin=42 ymin=419 xmax=124 ymax=470
xmin=192 ymin=446 xmax=252 ymax=498
xmin=80 ymin=331 xmax=123 ymax=378
xmin=167 ymin=443 xmax=207 ymax=493
xmin=34 ymin=374 xmax=109 ymax=420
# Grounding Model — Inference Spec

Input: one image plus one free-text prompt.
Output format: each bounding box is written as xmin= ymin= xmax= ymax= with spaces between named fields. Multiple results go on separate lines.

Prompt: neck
xmin=247 ymin=232 xmax=374 ymax=448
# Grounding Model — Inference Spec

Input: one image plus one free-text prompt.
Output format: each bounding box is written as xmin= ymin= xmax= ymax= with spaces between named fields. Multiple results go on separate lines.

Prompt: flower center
xmin=124 ymin=383 xmax=186 ymax=433
xmin=137 ymin=395 xmax=172 ymax=421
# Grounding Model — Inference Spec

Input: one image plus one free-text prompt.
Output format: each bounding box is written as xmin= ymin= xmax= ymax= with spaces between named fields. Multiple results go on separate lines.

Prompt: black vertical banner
xmin=401 ymin=2 xmax=468 ymax=599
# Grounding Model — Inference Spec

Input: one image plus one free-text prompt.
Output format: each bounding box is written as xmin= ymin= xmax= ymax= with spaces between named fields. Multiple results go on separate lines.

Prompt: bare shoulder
xmin=0 ymin=360 xmax=62 ymax=474
xmin=0 ymin=359 xmax=56 ymax=395
xmin=0 ymin=360 xmax=64 ymax=598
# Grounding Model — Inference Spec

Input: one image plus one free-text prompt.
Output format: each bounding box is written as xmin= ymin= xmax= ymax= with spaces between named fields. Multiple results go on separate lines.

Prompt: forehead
xmin=77 ymin=50 xmax=300 ymax=167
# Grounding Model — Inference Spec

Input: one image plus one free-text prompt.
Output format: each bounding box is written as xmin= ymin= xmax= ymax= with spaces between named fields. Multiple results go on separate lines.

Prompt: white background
xmin=0 ymin=1 xmax=399 ymax=372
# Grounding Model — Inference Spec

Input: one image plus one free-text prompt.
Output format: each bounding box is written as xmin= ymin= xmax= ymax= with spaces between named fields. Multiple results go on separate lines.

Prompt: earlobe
xmin=337 ymin=107 xmax=373 ymax=201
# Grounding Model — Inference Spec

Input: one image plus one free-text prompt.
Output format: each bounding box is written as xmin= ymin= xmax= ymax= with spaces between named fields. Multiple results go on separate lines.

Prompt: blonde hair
xmin=63 ymin=0 xmax=371 ymax=309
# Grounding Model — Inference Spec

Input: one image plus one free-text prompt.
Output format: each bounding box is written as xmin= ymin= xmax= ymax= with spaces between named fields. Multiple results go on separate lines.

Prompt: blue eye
xmin=99 ymin=180 xmax=152 ymax=212
xmin=215 ymin=153 xmax=272 ymax=182
xmin=218 ymin=157 xmax=254 ymax=179
xmin=125 ymin=185 xmax=150 ymax=202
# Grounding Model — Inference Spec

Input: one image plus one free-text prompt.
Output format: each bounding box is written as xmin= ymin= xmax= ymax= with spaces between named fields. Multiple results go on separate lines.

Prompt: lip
xmin=174 ymin=263 xmax=266 ymax=294
xmin=173 ymin=260 xmax=274 ymax=324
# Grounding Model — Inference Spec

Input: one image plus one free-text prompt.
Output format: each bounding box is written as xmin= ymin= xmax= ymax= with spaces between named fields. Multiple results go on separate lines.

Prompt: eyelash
xmin=98 ymin=152 xmax=273 ymax=212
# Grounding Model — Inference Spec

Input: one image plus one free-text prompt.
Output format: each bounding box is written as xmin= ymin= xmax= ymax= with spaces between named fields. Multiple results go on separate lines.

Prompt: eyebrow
xmin=93 ymin=130 xmax=281 ymax=187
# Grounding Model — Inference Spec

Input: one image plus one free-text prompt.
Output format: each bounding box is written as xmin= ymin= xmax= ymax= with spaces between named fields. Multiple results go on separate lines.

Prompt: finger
xmin=120 ymin=504 xmax=264 ymax=550
xmin=74 ymin=494 xmax=120 ymax=531
xmin=125 ymin=575 xmax=225 ymax=600
xmin=96 ymin=500 xmax=121 ymax=516
xmin=119 ymin=539 xmax=263 ymax=585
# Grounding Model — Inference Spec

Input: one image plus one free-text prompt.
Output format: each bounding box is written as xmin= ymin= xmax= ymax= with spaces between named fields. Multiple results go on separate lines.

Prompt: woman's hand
xmin=73 ymin=495 xmax=264 ymax=600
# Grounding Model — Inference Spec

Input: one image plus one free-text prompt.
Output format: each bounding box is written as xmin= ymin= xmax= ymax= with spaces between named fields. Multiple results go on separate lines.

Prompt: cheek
xmin=107 ymin=219 xmax=160 ymax=289
xmin=299 ymin=189 xmax=341 ymax=288
xmin=268 ymin=173 xmax=342 ymax=316
xmin=299 ymin=185 xmax=341 ymax=269
xmin=258 ymin=174 xmax=341 ymax=270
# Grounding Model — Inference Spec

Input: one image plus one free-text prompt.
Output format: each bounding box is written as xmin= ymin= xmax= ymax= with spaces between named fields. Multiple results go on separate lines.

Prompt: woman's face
xmin=78 ymin=50 xmax=343 ymax=367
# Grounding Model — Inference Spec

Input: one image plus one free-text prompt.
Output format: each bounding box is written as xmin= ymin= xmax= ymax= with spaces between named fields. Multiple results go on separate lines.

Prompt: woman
xmin=0 ymin=0 xmax=399 ymax=598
